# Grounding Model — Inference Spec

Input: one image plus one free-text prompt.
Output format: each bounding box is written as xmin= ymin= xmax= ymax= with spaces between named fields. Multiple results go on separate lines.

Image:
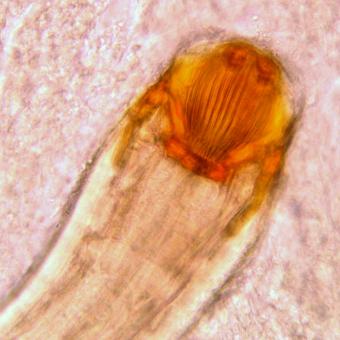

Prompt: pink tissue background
xmin=0 ymin=0 xmax=339 ymax=338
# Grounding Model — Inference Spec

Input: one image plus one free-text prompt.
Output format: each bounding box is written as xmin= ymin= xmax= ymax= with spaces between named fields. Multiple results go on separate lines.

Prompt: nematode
xmin=0 ymin=39 xmax=298 ymax=339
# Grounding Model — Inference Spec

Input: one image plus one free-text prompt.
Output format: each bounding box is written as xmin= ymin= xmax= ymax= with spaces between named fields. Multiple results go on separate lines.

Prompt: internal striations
xmin=184 ymin=46 xmax=279 ymax=162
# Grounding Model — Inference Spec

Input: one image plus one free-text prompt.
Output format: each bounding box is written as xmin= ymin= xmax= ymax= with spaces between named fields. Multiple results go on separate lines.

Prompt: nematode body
xmin=0 ymin=39 xmax=297 ymax=339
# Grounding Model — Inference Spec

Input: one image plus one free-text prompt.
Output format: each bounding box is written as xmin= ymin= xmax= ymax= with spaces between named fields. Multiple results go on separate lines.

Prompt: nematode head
xmin=118 ymin=40 xmax=295 ymax=185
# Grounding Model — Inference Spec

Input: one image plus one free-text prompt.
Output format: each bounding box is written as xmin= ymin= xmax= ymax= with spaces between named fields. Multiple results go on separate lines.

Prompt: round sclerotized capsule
xmin=153 ymin=41 xmax=291 ymax=184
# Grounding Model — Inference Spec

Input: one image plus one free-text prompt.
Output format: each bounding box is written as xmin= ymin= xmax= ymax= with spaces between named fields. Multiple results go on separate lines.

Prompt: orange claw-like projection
xmin=113 ymin=40 xmax=296 ymax=234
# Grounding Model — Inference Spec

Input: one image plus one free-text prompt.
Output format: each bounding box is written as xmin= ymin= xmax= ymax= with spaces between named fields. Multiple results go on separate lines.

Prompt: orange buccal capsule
xmin=163 ymin=41 xmax=291 ymax=181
